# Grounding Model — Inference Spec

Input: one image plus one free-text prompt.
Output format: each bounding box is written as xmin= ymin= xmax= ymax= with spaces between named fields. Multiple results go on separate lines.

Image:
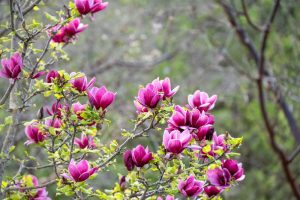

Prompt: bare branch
xmin=217 ymin=0 xmax=300 ymax=146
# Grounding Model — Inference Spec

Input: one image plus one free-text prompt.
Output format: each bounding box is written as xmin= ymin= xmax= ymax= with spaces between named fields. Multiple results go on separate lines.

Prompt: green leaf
xmin=33 ymin=6 xmax=39 ymax=11
xmin=4 ymin=116 xmax=13 ymax=125
xmin=45 ymin=12 xmax=59 ymax=23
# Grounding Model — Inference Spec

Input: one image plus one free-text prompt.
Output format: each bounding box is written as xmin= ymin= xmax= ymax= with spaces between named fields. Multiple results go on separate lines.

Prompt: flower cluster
xmin=48 ymin=18 xmax=88 ymax=43
xmin=121 ymin=78 xmax=244 ymax=199
xmin=135 ymin=77 xmax=179 ymax=112
xmin=16 ymin=175 xmax=50 ymax=200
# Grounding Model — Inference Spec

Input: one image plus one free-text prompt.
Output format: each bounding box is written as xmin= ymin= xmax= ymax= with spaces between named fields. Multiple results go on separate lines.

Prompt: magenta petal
xmin=77 ymin=172 xmax=90 ymax=182
xmin=68 ymin=163 xmax=81 ymax=180
xmin=77 ymin=160 xmax=89 ymax=174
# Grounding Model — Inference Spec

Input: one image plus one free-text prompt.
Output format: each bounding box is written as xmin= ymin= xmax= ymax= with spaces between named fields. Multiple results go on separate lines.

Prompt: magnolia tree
xmin=0 ymin=1 xmax=244 ymax=199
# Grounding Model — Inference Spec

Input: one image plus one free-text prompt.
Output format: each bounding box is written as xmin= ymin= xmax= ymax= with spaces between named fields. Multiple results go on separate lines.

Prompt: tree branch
xmin=256 ymin=0 xmax=300 ymax=198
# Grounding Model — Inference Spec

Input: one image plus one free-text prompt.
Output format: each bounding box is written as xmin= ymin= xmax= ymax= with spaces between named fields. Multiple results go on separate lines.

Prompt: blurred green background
xmin=0 ymin=0 xmax=300 ymax=199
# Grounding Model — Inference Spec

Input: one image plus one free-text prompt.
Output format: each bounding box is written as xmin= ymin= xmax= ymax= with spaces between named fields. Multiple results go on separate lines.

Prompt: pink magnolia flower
xmin=123 ymin=150 xmax=135 ymax=171
xmin=70 ymin=73 xmax=95 ymax=92
xmin=45 ymin=118 xmax=62 ymax=129
xmin=157 ymin=195 xmax=175 ymax=200
xmin=212 ymin=133 xmax=228 ymax=152
xmin=74 ymin=134 xmax=96 ymax=149
xmin=136 ymin=83 xmax=162 ymax=109
xmin=18 ymin=175 xmax=51 ymax=200
xmin=24 ymin=123 xmax=46 ymax=145
xmin=187 ymin=90 xmax=217 ymax=112
xmin=178 ymin=175 xmax=204 ymax=198
xmin=206 ymin=168 xmax=231 ymax=188
xmin=151 ymin=77 xmax=179 ymax=99
xmin=87 ymin=86 xmax=116 ymax=110
xmin=72 ymin=102 xmax=86 ymax=119
xmin=75 ymin=0 xmax=108 ymax=15
xmin=222 ymin=159 xmax=245 ymax=181
xmin=133 ymin=100 xmax=148 ymax=114
xmin=167 ymin=106 xmax=214 ymax=140
xmin=199 ymin=132 xmax=228 ymax=159
xmin=45 ymin=70 xmax=60 ymax=83
xmin=131 ymin=145 xmax=153 ymax=168
xmin=0 ymin=52 xmax=23 ymax=80
xmin=204 ymin=186 xmax=222 ymax=198
xmin=63 ymin=159 xmax=98 ymax=182
xmin=46 ymin=101 xmax=63 ymax=118
xmin=163 ymin=130 xmax=192 ymax=154
xmin=48 ymin=18 xmax=88 ymax=43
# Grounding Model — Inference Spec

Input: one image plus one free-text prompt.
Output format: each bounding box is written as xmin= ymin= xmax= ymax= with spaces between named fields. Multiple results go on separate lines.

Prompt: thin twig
xmin=288 ymin=145 xmax=300 ymax=164
xmin=241 ymin=0 xmax=263 ymax=31
xmin=5 ymin=179 xmax=56 ymax=191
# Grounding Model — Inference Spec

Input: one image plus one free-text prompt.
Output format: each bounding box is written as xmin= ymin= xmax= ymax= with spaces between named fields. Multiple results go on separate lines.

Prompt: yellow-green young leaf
xmin=33 ymin=6 xmax=39 ymax=11
xmin=228 ymin=136 xmax=243 ymax=148
xmin=96 ymin=190 xmax=109 ymax=199
xmin=8 ymin=145 xmax=15 ymax=153
xmin=4 ymin=116 xmax=13 ymax=125
xmin=54 ymin=93 xmax=64 ymax=99
xmin=45 ymin=12 xmax=59 ymax=22
xmin=202 ymin=145 xmax=211 ymax=153
xmin=0 ymin=124 xmax=5 ymax=132
xmin=48 ymin=127 xmax=56 ymax=136
xmin=1 ymin=181 xmax=7 ymax=188
xmin=44 ymin=91 xmax=52 ymax=97
xmin=214 ymin=148 xmax=224 ymax=156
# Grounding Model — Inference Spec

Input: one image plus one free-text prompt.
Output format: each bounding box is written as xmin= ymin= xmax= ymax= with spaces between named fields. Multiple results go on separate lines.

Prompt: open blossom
xmin=0 ymin=52 xmax=23 ymax=80
xmin=45 ymin=70 xmax=60 ymax=83
xmin=133 ymin=100 xmax=148 ymax=114
xmin=135 ymin=77 xmax=178 ymax=110
xmin=123 ymin=150 xmax=135 ymax=171
xmin=24 ymin=123 xmax=46 ymax=145
xmin=178 ymin=175 xmax=204 ymax=198
xmin=75 ymin=0 xmax=108 ymax=15
xmin=204 ymin=186 xmax=222 ymax=198
xmin=63 ymin=159 xmax=98 ymax=182
xmin=45 ymin=118 xmax=62 ymax=129
xmin=199 ymin=132 xmax=228 ymax=159
xmin=131 ymin=145 xmax=153 ymax=168
xmin=187 ymin=90 xmax=217 ymax=112
xmin=222 ymin=159 xmax=245 ymax=181
xmin=72 ymin=102 xmax=86 ymax=119
xmin=74 ymin=134 xmax=96 ymax=149
xmin=163 ymin=130 xmax=192 ymax=154
xmin=167 ymin=106 xmax=214 ymax=140
xmin=48 ymin=18 xmax=88 ymax=43
xmin=212 ymin=133 xmax=228 ymax=152
xmin=46 ymin=101 xmax=63 ymax=117
xmin=136 ymin=83 xmax=162 ymax=109
xmin=151 ymin=77 xmax=179 ymax=99
xmin=207 ymin=168 xmax=231 ymax=188
xmin=87 ymin=86 xmax=116 ymax=110
xmin=70 ymin=73 xmax=95 ymax=92
xmin=18 ymin=175 xmax=50 ymax=200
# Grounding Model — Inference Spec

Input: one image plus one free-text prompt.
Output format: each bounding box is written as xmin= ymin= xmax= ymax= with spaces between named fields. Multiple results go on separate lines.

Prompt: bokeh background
xmin=0 ymin=0 xmax=300 ymax=199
